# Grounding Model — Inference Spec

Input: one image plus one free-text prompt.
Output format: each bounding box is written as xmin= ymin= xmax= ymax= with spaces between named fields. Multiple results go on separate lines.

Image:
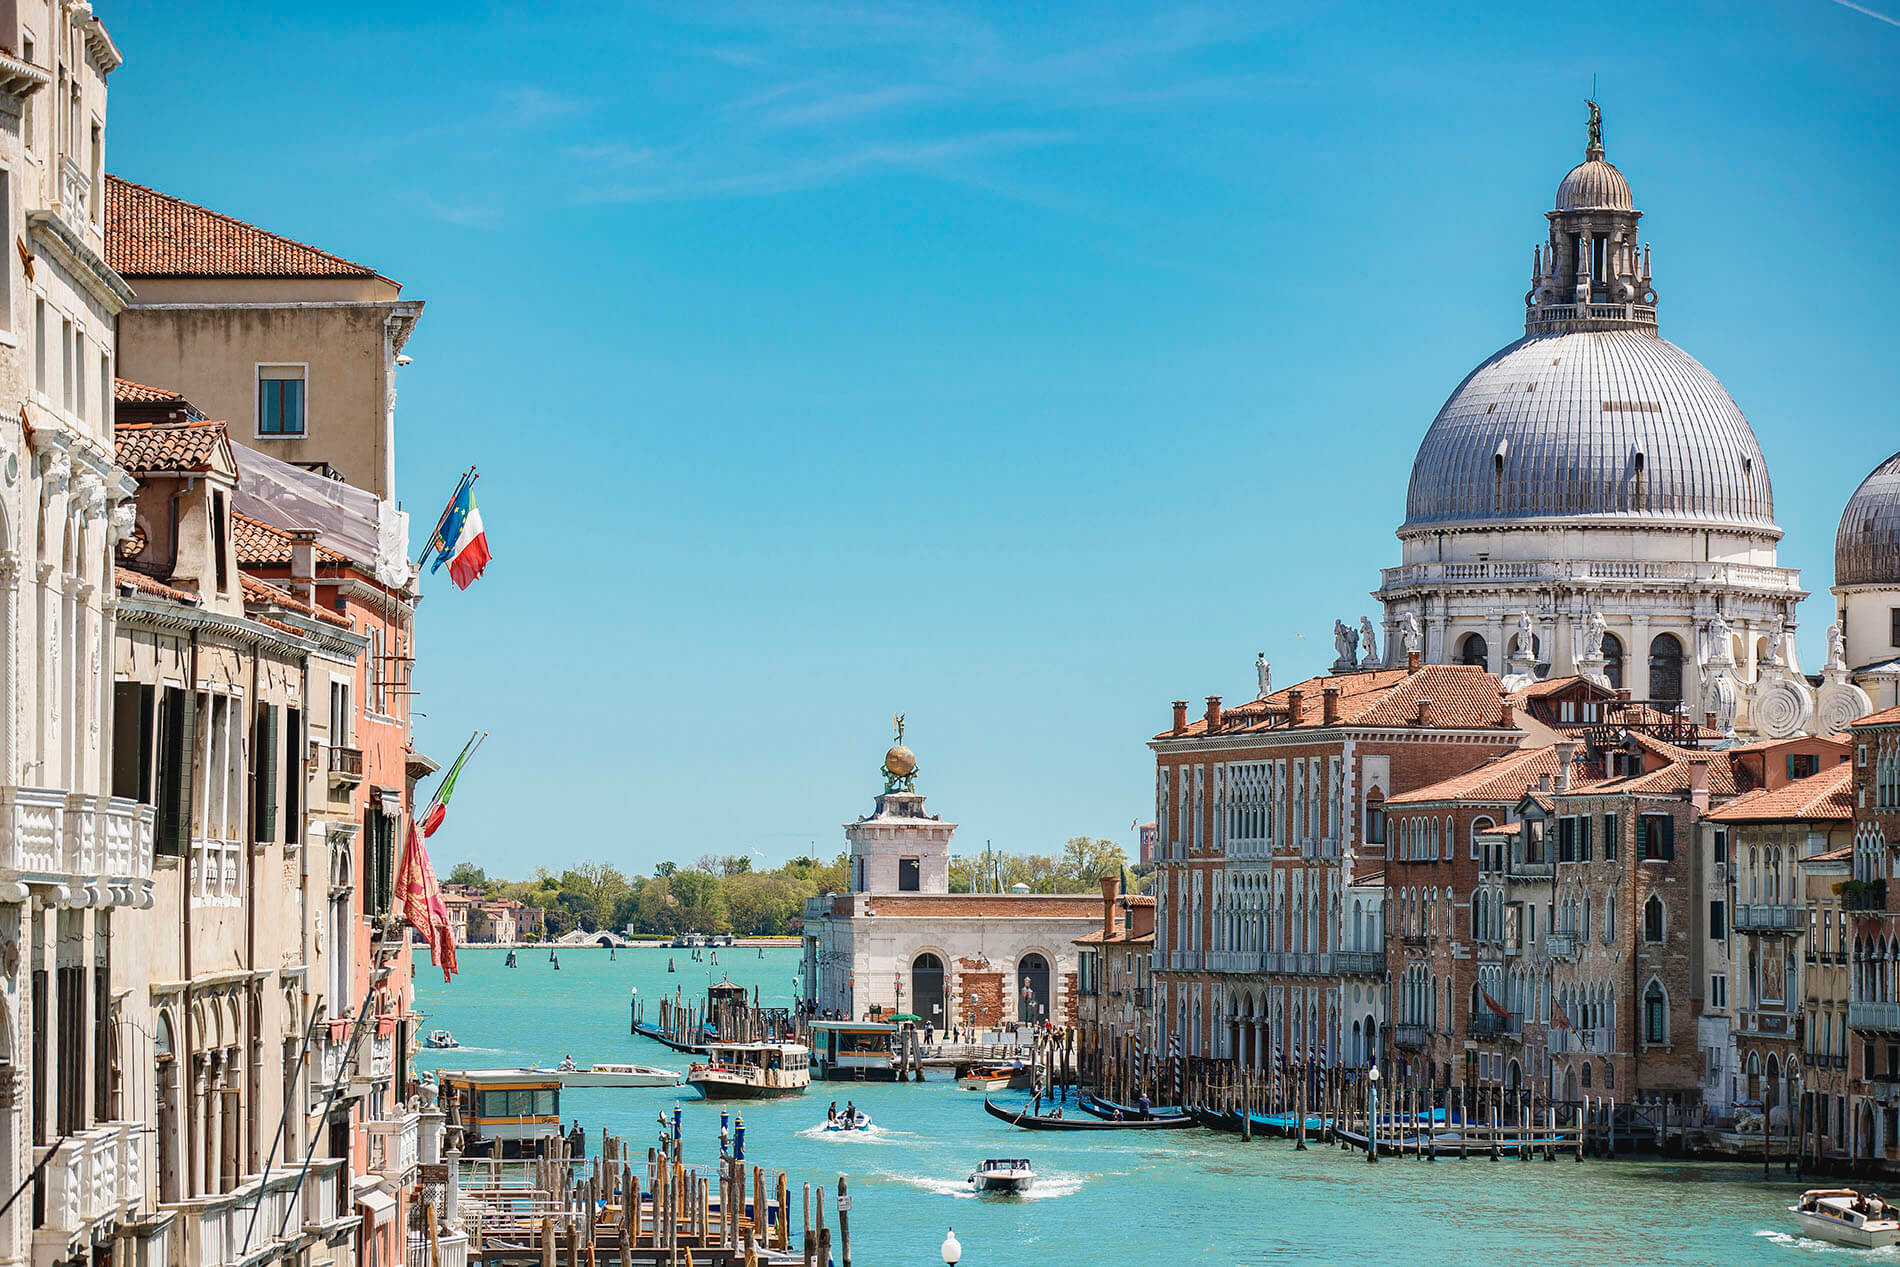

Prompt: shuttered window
xmin=252 ymin=706 xmax=278 ymax=844
xmin=155 ymin=686 xmax=195 ymax=858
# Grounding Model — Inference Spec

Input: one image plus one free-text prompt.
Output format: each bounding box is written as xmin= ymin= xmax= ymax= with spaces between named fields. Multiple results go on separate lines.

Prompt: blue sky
xmin=103 ymin=1 xmax=1899 ymax=877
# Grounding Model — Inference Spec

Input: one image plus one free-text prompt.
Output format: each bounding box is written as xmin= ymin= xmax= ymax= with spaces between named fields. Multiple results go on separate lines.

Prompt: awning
xmin=357 ymin=1190 xmax=396 ymax=1228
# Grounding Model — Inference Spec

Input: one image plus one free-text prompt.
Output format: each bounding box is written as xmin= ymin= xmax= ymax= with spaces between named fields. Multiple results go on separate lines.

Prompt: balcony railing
xmin=1394 ymin=1024 xmax=1429 ymax=1050
xmin=1510 ymin=861 xmax=1553 ymax=879
xmin=169 ymin=1169 xmax=306 ymax=1267
xmin=1 ymin=792 xmax=157 ymax=902
xmin=1545 ymin=931 xmax=1579 ymax=960
xmin=301 ymin=1157 xmax=357 ymax=1239
xmin=410 ymin=1231 xmax=471 ymax=1267
xmin=34 ymin=1121 xmax=141 ymax=1241
xmin=1845 ymin=881 xmax=1888 ymax=914
xmin=328 ymin=745 xmax=365 ymax=783
xmin=1131 ymin=987 xmax=1151 ymax=1008
xmin=358 ymin=1031 xmax=394 ymax=1085
xmin=367 ymin=1112 xmax=420 ymax=1185
xmin=1733 ymin=903 xmax=1804 ymax=933
xmin=1466 ymin=1011 xmax=1523 ymax=1039
xmin=1335 ymin=950 xmax=1385 ymax=976
xmin=1851 ymin=1000 xmax=1900 ymax=1033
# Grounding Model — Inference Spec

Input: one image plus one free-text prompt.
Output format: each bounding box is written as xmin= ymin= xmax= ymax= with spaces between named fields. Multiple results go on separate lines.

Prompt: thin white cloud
xmin=1827 ymin=0 xmax=1900 ymax=25
xmin=562 ymin=142 xmax=658 ymax=168
xmin=764 ymin=83 xmax=937 ymax=127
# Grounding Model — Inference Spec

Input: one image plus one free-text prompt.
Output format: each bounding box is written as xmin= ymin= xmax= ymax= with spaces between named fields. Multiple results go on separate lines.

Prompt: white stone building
xmin=801 ymin=737 xmax=1098 ymax=1031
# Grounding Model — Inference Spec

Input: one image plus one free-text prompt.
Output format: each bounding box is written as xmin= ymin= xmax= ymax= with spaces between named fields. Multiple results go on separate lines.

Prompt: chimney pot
xmin=1415 ymin=697 xmax=1434 ymax=727
xmin=1538 ymin=773 xmax=1552 ymax=793
xmin=1205 ymin=696 xmax=1223 ymax=730
xmin=1286 ymin=689 xmax=1305 ymax=725
xmin=289 ymin=529 xmax=320 ymax=607
xmin=1322 ymin=684 xmax=1340 ymax=726
xmin=1171 ymin=700 xmax=1189 ymax=735
xmin=1407 ymin=651 xmax=1422 ymax=672
xmin=1100 ymin=874 xmax=1120 ymax=939
xmin=1554 ymin=741 xmax=1577 ymax=793
xmin=1500 ymin=697 xmax=1517 ymax=729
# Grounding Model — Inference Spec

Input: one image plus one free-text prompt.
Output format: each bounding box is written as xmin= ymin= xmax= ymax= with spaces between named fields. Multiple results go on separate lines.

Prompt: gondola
xmin=982 ymin=1096 xmax=1198 ymax=1132
xmin=1076 ymin=1092 xmax=1189 ymax=1123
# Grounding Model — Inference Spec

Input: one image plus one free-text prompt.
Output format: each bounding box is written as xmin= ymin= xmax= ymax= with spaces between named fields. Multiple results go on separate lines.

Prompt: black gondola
xmin=982 ymin=1096 xmax=1198 ymax=1132
xmin=1076 ymin=1092 xmax=1189 ymax=1123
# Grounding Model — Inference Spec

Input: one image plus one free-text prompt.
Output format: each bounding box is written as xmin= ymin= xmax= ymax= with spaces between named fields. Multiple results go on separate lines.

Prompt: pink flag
xmin=395 ymin=822 xmax=458 ymax=982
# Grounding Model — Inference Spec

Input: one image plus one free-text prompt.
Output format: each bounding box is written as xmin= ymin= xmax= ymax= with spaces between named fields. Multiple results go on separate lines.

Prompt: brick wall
xmin=958 ymin=963 xmax=1003 ymax=1028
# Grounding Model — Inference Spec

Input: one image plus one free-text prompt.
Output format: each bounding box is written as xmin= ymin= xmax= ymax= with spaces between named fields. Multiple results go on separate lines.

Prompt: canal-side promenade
xmin=419 ymin=948 xmax=1823 ymax=1265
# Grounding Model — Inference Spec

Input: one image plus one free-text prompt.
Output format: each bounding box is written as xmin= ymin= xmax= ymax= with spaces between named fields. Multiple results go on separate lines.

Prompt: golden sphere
xmin=883 ymin=744 xmax=917 ymax=777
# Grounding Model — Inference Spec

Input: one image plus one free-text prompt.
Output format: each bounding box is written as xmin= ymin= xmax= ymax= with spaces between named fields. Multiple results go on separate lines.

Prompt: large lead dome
xmin=1400 ymin=115 xmax=1776 ymax=537
xmin=1402 ymin=330 xmax=1775 ymax=530
xmin=1836 ymin=451 xmax=1900 ymax=587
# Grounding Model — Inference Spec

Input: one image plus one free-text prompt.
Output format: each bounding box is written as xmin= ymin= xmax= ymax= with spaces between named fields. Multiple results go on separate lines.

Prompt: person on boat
xmin=559 ymin=1054 xmax=576 ymax=1072
xmin=1112 ymin=1108 xmax=1124 ymax=1121
xmin=567 ymin=1121 xmax=585 ymax=1155
xmin=1051 ymin=1107 xmax=1063 ymax=1120
xmin=827 ymin=1102 xmax=838 ymax=1124
xmin=845 ymin=1099 xmax=858 ymax=1123
xmin=1137 ymin=1091 xmax=1151 ymax=1117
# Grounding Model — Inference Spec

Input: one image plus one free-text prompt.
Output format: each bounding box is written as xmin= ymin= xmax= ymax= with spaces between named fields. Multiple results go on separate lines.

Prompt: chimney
xmin=1322 ymin=684 xmax=1340 ymax=726
xmin=1554 ymin=741 xmax=1577 ymax=793
xmin=1205 ymin=696 xmax=1223 ymax=731
xmin=1538 ymin=773 xmax=1552 ymax=793
xmin=1500 ymin=696 xmax=1517 ymax=729
xmin=1407 ymin=650 xmax=1422 ymax=672
xmin=1687 ymin=758 xmax=1710 ymax=813
xmin=289 ymin=529 xmax=320 ymax=607
xmin=1414 ymin=697 xmax=1434 ymax=727
xmin=1100 ymin=874 xmax=1121 ymax=939
xmin=1286 ymin=689 xmax=1305 ymax=725
xmin=1171 ymin=700 xmax=1188 ymax=735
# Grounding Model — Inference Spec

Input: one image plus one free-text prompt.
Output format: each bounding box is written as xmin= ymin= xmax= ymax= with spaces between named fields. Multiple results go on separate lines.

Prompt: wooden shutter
xmin=155 ymin=687 xmax=194 ymax=858
xmin=1604 ymin=813 xmax=1617 ymax=860
xmin=282 ymin=709 xmax=302 ymax=845
xmin=252 ymin=706 xmax=278 ymax=844
xmin=110 ymin=683 xmax=143 ymax=801
xmin=1660 ymin=815 xmax=1675 ymax=861
xmin=1580 ymin=815 xmax=1592 ymax=861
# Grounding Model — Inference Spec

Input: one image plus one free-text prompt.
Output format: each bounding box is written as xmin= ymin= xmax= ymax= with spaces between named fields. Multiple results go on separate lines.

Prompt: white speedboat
xmin=425 ymin=1029 xmax=460 ymax=1050
xmin=540 ymin=1062 xmax=680 ymax=1088
xmin=824 ymin=1109 xmax=873 ymax=1132
xmin=969 ymin=1158 xmax=1035 ymax=1195
xmin=1792 ymin=1188 xmax=1900 ymax=1248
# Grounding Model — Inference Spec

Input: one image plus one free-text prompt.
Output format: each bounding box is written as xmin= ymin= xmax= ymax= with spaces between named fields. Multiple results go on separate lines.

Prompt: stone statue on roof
xmin=1828 ymin=623 xmax=1848 ymax=673
xmin=1332 ymin=619 xmax=1359 ymax=672
xmin=1255 ymin=652 xmax=1272 ymax=700
xmin=1400 ymin=612 xmax=1423 ymax=656
xmin=1582 ymin=609 xmax=1607 ymax=661
xmin=1586 ymin=99 xmax=1603 ymax=154
xmin=1512 ymin=612 xmax=1537 ymax=661
xmin=1359 ymin=617 xmax=1380 ymax=669
xmin=1765 ymin=617 xmax=1786 ymax=670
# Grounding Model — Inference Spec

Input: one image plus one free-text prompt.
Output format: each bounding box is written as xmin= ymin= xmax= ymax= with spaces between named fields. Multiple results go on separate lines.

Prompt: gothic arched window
xmin=1644 ymin=893 xmax=1665 ymax=944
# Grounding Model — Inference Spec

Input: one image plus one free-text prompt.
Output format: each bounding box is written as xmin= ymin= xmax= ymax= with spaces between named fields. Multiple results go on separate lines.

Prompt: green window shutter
xmin=155 ymin=688 xmax=195 ymax=858
xmin=1661 ymin=815 xmax=1675 ymax=861
xmin=252 ymin=706 xmax=278 ymax=844
xmin=1580 ymin=815 xmax=1592 ymax=862
xmin=1605 ymin=813 xmax=1618 ymax=860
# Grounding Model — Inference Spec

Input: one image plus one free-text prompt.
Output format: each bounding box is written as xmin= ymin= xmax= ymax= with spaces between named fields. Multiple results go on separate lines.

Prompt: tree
xmin=446 ymin=861 xmax=487 ymax=888
xmin=1060 ymin=837 xmax=1129 ymax=890
xmin=466 ymin=905 xmax=494 ymax=942
xmin=653 ymin=861 xmax=677 ymax=878
xmin=562 ymin=862 xmax=631 ymax=912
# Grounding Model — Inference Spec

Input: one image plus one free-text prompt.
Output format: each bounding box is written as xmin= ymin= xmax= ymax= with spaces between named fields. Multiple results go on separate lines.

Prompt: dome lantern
xmin=1525 ymin=100 xmax=1657 ymax=336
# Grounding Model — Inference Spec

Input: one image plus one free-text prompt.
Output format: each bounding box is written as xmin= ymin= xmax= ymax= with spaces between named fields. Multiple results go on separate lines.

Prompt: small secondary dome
xmin=1554 ymin=159 xmax=1632 ymax=211
xmin=1836 ymin=451 xmax=1900 ymax=587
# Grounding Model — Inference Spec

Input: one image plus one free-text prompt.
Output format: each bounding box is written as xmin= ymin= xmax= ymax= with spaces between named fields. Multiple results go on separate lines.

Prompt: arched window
xmin=912 ymin=953 xmax=946 ymax=1026
xmin=1648 ymin=633 xmax=1684 ymax=704
xmin=1366 ymin=787 xmax=1387 ymax=851
xmin=1457 ymin=633 xmax=1489 ymax=669
xmin=1470 ymin=816 xmax=1494 ymax=862
xmin=1643 ymin=894 xmax=1665 ymax=943
xmin=1643 ymin=980 xmax=1667 ymax=1044
xmin=1016 ymin=953 xmax=1051 ymax=1022
xmin=1581 ymin=1061 xmax=1592 ymax=1089
xmin=1602 ymin=633 xmax=1625 ymax=690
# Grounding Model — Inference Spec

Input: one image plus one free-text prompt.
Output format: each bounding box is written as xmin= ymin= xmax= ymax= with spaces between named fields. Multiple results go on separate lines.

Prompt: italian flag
xmin=431 ymin=481 xmax=491 ymax=590
xmin=421 ymin=733 xmax=481 ymax=838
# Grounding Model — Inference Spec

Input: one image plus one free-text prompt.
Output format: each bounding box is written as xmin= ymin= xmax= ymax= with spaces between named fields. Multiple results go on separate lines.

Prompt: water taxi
xmin=538 ymin=1060 xmax=680 ymax=1088
xmin=969 ymin=1158 xmax=1035 ymax=1195
xmin=809 ymin=1021 xmax=898 ymax=1081
xmin=957 ymin=1062 xmax=1029 ymax=1092
xmin=424 ymin=1029 xmax=460 ymax=1049
xmin=685 ymin=1041 xmax=811 ymax=1100
xmin=1792 ymin=1188 xmax=1900 ymax=1248
xmin=434 ymin=1069 xmax=564 ymax=1158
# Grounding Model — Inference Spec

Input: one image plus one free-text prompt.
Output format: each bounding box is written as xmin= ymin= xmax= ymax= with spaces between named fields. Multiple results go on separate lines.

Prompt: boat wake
xmin=795 ymin=1123 xmax=900 ymax=1143
xmin=1754 ymin=1228 xmax=1900 ymax=1255
xmin=890 ymin=1170 xmax=1085 ymax=1202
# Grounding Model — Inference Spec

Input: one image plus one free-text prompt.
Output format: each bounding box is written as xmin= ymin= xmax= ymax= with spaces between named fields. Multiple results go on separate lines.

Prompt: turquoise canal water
xmin=417 ymin=947 xmax=1847 ymax=1265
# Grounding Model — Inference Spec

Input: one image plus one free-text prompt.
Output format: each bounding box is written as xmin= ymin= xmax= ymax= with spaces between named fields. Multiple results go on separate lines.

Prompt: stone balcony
xmin=358 ymin=1031 xmax=395 ymax=1085
xmin=367 ymin=1112 xmax=420 ymax=1186
xmin=301 ymin=1157 xmax=360 ymax=1243
xmin=1545 ymin=931 xmax=1579 ymax=960
xmin=1378 ymin=556 xmax=1799 ymax=596
xmin=1394 ymin=1024 xmax=1430 ymax=1050
xmin=32 ymin=1120 xmax=142 ymax=1257
xmin=409 ymin=1231 xmax=470 ymax=1267
xmin=167 ymin=1169 xmax=306 ymax=1267
xmin=0 ymin=788 xmax=154 ymax=907
xmin=1732 ymin=903 xmax=1803 ymax=934
xmin=1335 ymin=950 xmax=1385 ymax=976
xmin=1851 ymin=1000 xmax=1900 ymax=1033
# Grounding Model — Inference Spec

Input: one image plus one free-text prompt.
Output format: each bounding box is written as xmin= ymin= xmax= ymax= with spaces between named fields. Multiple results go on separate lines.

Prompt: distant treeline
xmin=445 ymin=837 xmax=1144 ymax=938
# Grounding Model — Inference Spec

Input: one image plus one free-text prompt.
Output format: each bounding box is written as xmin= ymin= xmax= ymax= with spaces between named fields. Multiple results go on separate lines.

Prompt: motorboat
xmin=1792 ymin=1188 xmax=1900 ymax=1248
xmin=969 ymin=1158 xmax=1035 ymax=1195
xmin=957 ymin=1062 xmax=1028 ymax=1092
xmin=537 ymin=1061 xmax=680 ymax=1088
xmin=823 ymin=1108 xmax=873 ymax=1132
xmin=424 ymin=1029 xmax=460 ymax=1050
xmin=685 ymin=1042 xmax=812 ymax=1100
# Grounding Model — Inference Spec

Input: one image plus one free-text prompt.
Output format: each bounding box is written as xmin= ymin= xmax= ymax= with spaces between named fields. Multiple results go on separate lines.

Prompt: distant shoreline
xmin=450 ymin=937 xmax=803 ymax=950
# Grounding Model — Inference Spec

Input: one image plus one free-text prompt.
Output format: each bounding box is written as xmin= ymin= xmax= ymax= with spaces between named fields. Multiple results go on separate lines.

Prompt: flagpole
xmin=414 ymin=467 xmax=478 ymax=570
xmin=423 ymin=729 xmax=487 ymax=816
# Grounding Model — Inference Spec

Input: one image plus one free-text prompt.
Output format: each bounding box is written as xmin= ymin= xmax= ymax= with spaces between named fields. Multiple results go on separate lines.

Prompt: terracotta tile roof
xmin=1705 ymin=764 xmax=1855 ymax=824
xmin=1387 ymin=744 xmax=1570 ymax=806
xmin=831 ymin=894 xmax=1101 ymax=920
xmin=114 ymin=566 xmax=198 ymax=605
xmin=1479 ymin=821 xmax=1520 ymax=836
xmin=115 ymin=418 xmax=232 ymax=475
xmin=1074 ymin=928 xmax=1156 ymax=945
xmin=1853 ymin=704 xmax=1900 ymax=729
xmin=106 ymin=175 xmax=389 ymax=280
xmin=1158 ymin=664 xmax=1515 ymax=739
xmin=240 ymin=574 xmax=352 ymax=630
xmin=1804 ymin=845 xmax=1854 ymax=864
xmin=232 ymin=511 xmax=347 ymax=567
xmin=1584 ymin=753 xmax=1739 ymax=798
xmin=113 ymin=377 xmax=187 ymax=405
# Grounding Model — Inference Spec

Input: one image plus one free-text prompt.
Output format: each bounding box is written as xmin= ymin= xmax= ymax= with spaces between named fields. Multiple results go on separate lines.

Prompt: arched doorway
xmin=911 ymin=953 xmax=946 ymax=1028
xmin=1457 ymin=633 xmax=1488 ymax=669
xmin=1602 ymin=633 xmax=1625 ymax=690
xmin=1017 ymin=953 xmax=1051 ymax=1024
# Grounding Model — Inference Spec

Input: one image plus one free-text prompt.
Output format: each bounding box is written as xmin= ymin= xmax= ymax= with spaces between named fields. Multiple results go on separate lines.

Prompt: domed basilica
xmin=1372 ymin=109 xmax=1876 ymax=737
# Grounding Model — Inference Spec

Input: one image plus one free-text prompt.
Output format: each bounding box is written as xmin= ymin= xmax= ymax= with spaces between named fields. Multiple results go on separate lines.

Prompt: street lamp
xmin=941 ymin=1228 xmax=962 ymax=1265
xmin=1366 ymin=1063 xmax=1380 ymax=1164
